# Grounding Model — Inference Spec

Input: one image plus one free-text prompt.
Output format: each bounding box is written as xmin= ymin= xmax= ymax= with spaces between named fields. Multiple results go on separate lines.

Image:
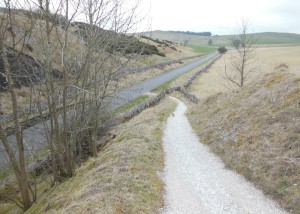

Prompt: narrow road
xmin=111 ymin=52 xmax=218 ymax=108
xmin=162 ymin=97 xmax=286 ymax=214
xmin=0 ymin=53 xmax=218 ymax=168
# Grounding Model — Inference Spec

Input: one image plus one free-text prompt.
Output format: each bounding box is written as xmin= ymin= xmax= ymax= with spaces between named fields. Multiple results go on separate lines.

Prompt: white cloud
xmin=146 ymin=0 xmax=300 ymax=34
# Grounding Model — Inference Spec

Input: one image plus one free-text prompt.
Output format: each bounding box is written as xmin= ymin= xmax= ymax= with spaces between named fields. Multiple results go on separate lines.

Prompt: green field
xmin=189 ymin=45 xmax=217 ymax=53
xmin=144 ymin=31 xmax=300 ymax=46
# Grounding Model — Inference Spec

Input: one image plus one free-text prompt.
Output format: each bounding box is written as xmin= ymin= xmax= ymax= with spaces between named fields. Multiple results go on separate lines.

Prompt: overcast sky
xmin=141 ymin=0 xmax=300 ymax=35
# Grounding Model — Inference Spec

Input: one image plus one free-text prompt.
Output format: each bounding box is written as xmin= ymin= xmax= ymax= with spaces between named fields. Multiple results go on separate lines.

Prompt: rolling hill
xmin=143 ymin=30 xmax=300 ymax=46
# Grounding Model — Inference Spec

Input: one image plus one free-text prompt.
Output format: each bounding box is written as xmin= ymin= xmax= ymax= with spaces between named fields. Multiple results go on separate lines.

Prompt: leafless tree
xmin=224 ymin=19 xmax=260 ymax=87
xmin=0 ymin=0 xmax=145 ymax=209
xmin=28 ymin=0 xmax=144 ymax=179
xmin=0 ymin=0 xmax=36 ymax=210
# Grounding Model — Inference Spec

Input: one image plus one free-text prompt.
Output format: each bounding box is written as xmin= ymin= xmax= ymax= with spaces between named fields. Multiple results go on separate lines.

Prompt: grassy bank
xmin=187 ymin=72 xmax=300 ymax=213
xmin=25 ymin=98 xmax=176 ymax=213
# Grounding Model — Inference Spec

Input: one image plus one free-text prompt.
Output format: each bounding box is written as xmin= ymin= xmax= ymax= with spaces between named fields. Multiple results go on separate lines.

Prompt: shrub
xmin=218 ymin=46 xmax=228 ymax=54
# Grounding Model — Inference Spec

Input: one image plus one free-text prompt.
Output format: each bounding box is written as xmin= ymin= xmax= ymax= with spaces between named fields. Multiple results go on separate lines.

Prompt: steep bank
xmin=187 ymin=72 xmax=300 ymax=213
xmin=0 ymin=98 xmax=176 ymax=213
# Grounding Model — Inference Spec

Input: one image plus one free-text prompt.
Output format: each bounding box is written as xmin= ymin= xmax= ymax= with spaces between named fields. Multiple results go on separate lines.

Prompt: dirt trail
xmin=162 ymin=97 xmax=287 ymax=214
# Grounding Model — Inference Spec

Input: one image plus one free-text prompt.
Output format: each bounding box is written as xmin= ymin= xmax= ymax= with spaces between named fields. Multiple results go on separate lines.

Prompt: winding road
xmin=162 ymin=97 xmax=286 ymax=214
xmin=0 ymin=52 xmax=219 ymax=168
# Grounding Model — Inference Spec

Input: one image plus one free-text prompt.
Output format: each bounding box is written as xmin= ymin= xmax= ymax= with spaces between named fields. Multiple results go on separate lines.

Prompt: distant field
xmin=145 ymin=31 xmax=300 ymax=46
xmin=189 ymin=45 xmax=217 ymax=54
xmin=254 ymin=32 xmax=300 ymax=45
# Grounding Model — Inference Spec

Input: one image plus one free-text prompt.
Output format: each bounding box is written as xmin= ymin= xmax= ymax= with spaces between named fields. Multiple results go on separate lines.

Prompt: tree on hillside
xmin=224 ymin=19 xmax=259 ymax=87
xmin=33 ymin=0 xmax=144 ymax=178
xmin=0 ymin=0 xmax=36 ymax=210
xmin=208 ymin=39 xmax=213 ymax=46
xmin=0 ymin=0 xmax=144 ymax=210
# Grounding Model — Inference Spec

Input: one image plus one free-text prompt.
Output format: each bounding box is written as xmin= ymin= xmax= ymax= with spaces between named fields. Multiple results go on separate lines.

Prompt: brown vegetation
xmin=187 ymin=72 xmax=300 ymax=213
xmin=24 ymin=98 xmax=176 ymax=213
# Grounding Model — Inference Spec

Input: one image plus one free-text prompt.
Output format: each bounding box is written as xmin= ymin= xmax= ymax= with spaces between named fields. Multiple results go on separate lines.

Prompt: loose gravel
xmin=162 ymin=97 xmax=287 ymax=214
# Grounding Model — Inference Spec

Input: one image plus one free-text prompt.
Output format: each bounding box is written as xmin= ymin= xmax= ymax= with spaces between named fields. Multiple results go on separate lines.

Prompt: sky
xmin=140 ymin=0 xmax=300 ymax=35
xmin=1 ymin=0 xmax=299 ymax=35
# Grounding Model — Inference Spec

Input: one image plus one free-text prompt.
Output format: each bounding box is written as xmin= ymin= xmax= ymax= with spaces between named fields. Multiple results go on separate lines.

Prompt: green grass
xmin=152 ymin=78 xmax=176 ymax=93
xmin=115 ymin=95 xmax=149 ymax=113
xmin=189 ymin=45 xmax=217 ymax=54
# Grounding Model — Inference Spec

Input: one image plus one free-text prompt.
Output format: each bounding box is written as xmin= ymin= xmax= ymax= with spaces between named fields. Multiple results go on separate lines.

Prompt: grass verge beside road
xmin=115 ymin=95 xmax=149 ymax=113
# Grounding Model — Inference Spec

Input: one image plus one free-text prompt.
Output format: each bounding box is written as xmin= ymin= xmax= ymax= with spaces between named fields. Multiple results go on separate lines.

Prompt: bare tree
xmin=0 ymin=0 xmax=36 ymax=210
xmin=0 ymin=0 xmax=145 ymax=210
xmin=224 ymin=19 xmax=260 ymax=87
xmin=32 ymin=0 xmax=144 ymax=179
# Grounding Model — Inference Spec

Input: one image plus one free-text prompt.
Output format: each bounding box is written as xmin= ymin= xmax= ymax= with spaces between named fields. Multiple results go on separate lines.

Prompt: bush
xmin=218 ymin=46 xmax=228 ymax=54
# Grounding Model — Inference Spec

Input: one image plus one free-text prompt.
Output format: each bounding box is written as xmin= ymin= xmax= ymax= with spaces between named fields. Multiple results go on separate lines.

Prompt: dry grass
xmin=1 ymin=28 xmax=197 ymax=115
xmin=24 ymin=98 xmax=176 ymax=214
xmin=255 ymin=46 xmax=300 ymax=76
xmin=178 ymin=46 xmax=300 ymax=102
xmin=0 ymin=148 xmax=53 ymax=214
xmin=187 ymin=72 xmax=300 ymax=213
xmin=1 ymin=10 xmax=197 ymax=115
xmin=179 ymin=46 xmax=300 ymax=213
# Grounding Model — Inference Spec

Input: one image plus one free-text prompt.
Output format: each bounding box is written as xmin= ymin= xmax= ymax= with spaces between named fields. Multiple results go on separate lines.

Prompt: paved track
xmin=0 ymin=53 xmax=218 ymax=168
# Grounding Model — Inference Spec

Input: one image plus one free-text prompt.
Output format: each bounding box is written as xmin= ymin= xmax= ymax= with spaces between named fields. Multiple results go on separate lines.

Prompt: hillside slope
xmin=144 ymin=30 xmax=229 ymax=46
xmin=1 ymin=98 xmax=175 ymax=214
xmin=144 ymin=31 xmax=300 ymax=46
xmin=187 ymin=72 xmax=300 ymax=213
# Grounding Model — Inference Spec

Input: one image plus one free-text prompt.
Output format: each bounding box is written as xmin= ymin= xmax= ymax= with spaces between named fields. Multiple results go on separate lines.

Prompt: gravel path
xmin=162 ymin=97 xmax=287 ymax=214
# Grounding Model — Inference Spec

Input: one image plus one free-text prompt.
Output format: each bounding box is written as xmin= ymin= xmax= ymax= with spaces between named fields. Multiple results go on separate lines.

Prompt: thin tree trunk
xmin=1 ymin=42 xmax=32 ymax=210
